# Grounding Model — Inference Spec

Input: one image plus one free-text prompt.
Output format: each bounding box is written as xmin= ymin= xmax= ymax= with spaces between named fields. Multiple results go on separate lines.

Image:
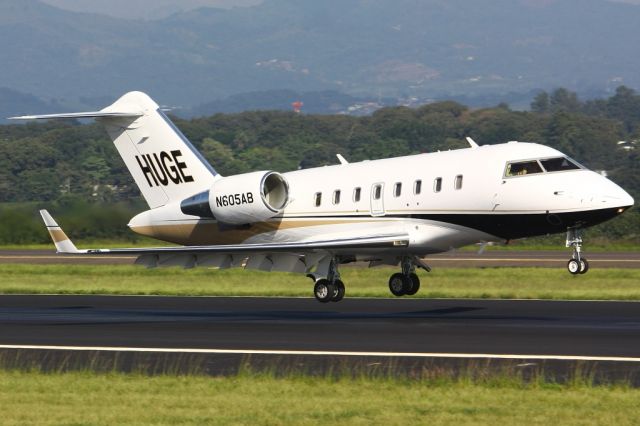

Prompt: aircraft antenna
xmin=466 ymin=137 xmax=480 ymax=148
xmin=336 ymin=154 xmax=349 ymax=165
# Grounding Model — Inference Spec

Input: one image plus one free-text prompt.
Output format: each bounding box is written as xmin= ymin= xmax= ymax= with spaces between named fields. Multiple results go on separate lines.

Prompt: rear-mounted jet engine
xmin=180 ymin=171 xmax=289 ymax=224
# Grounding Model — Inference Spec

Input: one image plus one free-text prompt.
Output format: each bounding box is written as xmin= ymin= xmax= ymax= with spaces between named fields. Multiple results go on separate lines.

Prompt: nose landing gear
xmin=566 ymin=228 xmax=589 ymax=275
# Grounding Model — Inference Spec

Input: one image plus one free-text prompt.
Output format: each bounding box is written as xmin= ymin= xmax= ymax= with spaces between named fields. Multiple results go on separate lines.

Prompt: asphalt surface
xmin=1 ymin=295 xmax=640 ymax=382
xmin=1 ymin=249 xmax=639 ymax=268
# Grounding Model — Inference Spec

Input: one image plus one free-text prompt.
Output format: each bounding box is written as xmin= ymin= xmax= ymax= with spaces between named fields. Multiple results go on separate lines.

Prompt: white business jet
xmin=11 ymin=92 xmax=634 ymax=302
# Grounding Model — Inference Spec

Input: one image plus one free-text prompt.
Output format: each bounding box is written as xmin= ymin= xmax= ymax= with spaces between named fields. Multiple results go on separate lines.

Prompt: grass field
xmin=1 ymin=263 xmax=639 ymax=424
xmin=0 ymin=369 xmax=638 ymax=425
xmin=0 ymin=264 xmax=639 ymax=300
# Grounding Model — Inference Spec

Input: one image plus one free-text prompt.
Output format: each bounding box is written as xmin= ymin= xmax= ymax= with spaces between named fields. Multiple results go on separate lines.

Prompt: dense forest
xmin=0 ymin=87 xmax=638 ymax=245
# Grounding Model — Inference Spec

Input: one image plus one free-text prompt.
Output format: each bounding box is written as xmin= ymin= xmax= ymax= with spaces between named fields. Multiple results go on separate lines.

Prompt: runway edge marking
xmin=1 ymin=345 xmax=639 ymax=363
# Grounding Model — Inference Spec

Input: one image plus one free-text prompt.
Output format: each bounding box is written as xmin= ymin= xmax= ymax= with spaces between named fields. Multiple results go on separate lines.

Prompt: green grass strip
xmin=0 ymin=370 xmax=638 ymax=425
xmin=0 ymin=264 xmax=639 ymax=300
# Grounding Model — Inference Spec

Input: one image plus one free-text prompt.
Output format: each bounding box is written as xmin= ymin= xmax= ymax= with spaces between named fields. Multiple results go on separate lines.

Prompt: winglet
xmin=39 ymin=210 xmax=80 ymax=254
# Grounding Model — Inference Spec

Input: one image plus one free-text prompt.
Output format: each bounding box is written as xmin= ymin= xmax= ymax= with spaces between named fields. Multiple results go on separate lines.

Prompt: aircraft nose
xmin=599 ymin=179 xmax=634 ymax=211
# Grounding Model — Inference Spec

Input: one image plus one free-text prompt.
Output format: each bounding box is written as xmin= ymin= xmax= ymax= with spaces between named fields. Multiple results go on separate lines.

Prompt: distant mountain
xmin=1 ymin=0 xmax=640 ymax=113
xmin=40 ymin=0 xmax=262 ymax=20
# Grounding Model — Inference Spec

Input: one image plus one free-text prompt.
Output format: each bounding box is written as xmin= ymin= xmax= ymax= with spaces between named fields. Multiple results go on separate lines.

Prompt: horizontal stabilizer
xmin=9 ymin=111 xmax=142 ymax=120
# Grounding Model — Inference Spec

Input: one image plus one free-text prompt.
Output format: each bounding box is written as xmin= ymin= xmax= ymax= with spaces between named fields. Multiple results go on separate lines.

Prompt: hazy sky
xmin=41 ymin=0 xmax=263 ymax=20
xmin=40 ymin=0 xmax=640 ymax=20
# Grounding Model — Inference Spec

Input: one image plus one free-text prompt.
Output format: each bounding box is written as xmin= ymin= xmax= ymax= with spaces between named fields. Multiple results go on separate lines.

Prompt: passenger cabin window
xmin=434 ymin=177 xmax=442 ymax=193
xmin=505 ymin=160 xmax=543 ymax=177
xmin=373 ymin=184 xmax=382 ymax=200
xmin=540 ymin=157 xmax=580 ymax=172
xmin=353 ymin=187 xmax=361 ymax=202
xmin=414 ymin=180 xmax=422 ymax=195
xmin=394 ymin=182 xmax=402 ymax=197
xmin=454 ymin=175 xmax=463 ymax=190
xmin=314 ymin=192 xmax=322 ymax=207
xmin=333 ymin=190 xmax=341 ymax=205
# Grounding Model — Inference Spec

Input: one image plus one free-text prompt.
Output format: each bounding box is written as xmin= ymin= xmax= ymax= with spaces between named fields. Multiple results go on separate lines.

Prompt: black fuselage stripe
xmin=271 ymin=207 xmax=627 ymax=240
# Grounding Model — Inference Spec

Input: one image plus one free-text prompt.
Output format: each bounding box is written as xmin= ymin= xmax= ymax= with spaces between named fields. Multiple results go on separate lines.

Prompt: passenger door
xmin=370 ymin=183 xmax=385 ymax=216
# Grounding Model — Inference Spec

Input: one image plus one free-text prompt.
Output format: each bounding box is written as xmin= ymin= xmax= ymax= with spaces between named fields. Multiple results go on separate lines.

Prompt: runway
xmin=1 ymin=295 xmax=640 ymax=382
xmin=1 ymin=249 xmax=639 ymax=268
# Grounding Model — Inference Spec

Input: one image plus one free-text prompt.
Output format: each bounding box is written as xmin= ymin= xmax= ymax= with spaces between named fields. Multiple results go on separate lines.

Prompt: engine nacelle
xmin=180 ymin=171 xmax=289 ymax=224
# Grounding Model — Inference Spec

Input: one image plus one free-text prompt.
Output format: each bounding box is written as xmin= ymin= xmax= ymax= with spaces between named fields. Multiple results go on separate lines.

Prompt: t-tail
xmin=10 ymin=91 xmax=218 ymax=208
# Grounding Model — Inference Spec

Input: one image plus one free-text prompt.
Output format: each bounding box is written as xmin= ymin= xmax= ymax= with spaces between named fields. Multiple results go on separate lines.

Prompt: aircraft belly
xmin=131 ymin=216 xmax=500 ymax=257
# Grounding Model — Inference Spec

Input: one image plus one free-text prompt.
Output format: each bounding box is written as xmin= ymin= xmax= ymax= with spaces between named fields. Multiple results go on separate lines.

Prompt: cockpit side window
xmin=505 ymin=160 xmax=544 ymax=177
xmin=540 ymin=157 xmax=581 ymax=172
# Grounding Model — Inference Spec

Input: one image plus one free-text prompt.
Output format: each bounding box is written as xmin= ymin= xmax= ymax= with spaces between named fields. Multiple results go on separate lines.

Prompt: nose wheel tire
xmin=567 ymin=258 xmax=589 ymax=275
xmin=567 ymin=259 xmax=580 ymax=275
xmin=579 ymin=258 xmax=589 ymax=274
xmin=314 ymin=279 xmax=335 ymax=303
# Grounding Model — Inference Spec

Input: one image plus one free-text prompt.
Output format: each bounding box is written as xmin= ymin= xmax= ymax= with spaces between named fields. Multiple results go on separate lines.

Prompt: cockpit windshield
xmin=504 ymin=157 xmax=581 ymax=178
xmin=539 ymin=157 xmax=580 ymax=172
xmin=505 ymin=160 xmax=543 ymax=177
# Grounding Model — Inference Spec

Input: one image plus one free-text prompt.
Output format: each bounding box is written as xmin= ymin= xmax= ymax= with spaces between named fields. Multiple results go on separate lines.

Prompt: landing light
xmin=617 ymin=208 xmax=626 ymax=214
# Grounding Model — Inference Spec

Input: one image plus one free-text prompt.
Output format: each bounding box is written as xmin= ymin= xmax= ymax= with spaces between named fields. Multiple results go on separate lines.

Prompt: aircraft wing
xmin=40 ymin=209 xmax=409 ymax=256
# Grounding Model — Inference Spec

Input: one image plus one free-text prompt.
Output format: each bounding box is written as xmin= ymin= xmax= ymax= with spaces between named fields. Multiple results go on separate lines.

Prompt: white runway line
xmin=1 ymin=344 xmax=640 ymax=362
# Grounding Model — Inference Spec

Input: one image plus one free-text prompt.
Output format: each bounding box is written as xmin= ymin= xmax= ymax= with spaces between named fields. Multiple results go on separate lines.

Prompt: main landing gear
xmin=311 ymin=257 xmax=345 ymax=303
xmin=566 ymin=228 xmax=589 ymax=275
xmin=388 ymin=256 xmax=429 ymax=297
xmin=310 ymin=255 xmax=431 ymax=303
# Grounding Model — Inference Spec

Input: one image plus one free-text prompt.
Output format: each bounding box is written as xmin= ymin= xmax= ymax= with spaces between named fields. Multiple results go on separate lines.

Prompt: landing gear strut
xmin=566 ymin=228 xmax=589 ymax=275
xmin=311 ymin=257 xmax=345 ymax=303
xmin=388 ymin=256 xmax=428 ymax=297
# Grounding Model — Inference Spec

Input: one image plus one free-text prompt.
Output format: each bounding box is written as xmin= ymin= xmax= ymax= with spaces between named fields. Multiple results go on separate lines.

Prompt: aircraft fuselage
xmin=129 ymin=141 xmax=633 ymax=255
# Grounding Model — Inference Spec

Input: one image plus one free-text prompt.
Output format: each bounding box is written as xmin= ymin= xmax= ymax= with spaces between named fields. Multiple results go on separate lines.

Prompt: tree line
xmin=0 ymin=87 xmax=638 ymax=244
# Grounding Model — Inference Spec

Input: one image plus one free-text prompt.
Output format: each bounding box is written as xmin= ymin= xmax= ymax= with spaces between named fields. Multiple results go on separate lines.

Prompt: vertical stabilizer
xmin=98 ymin=92 xmax=218 ymax=208
xmin=11 ymin=91 xmax=218 ymax=209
